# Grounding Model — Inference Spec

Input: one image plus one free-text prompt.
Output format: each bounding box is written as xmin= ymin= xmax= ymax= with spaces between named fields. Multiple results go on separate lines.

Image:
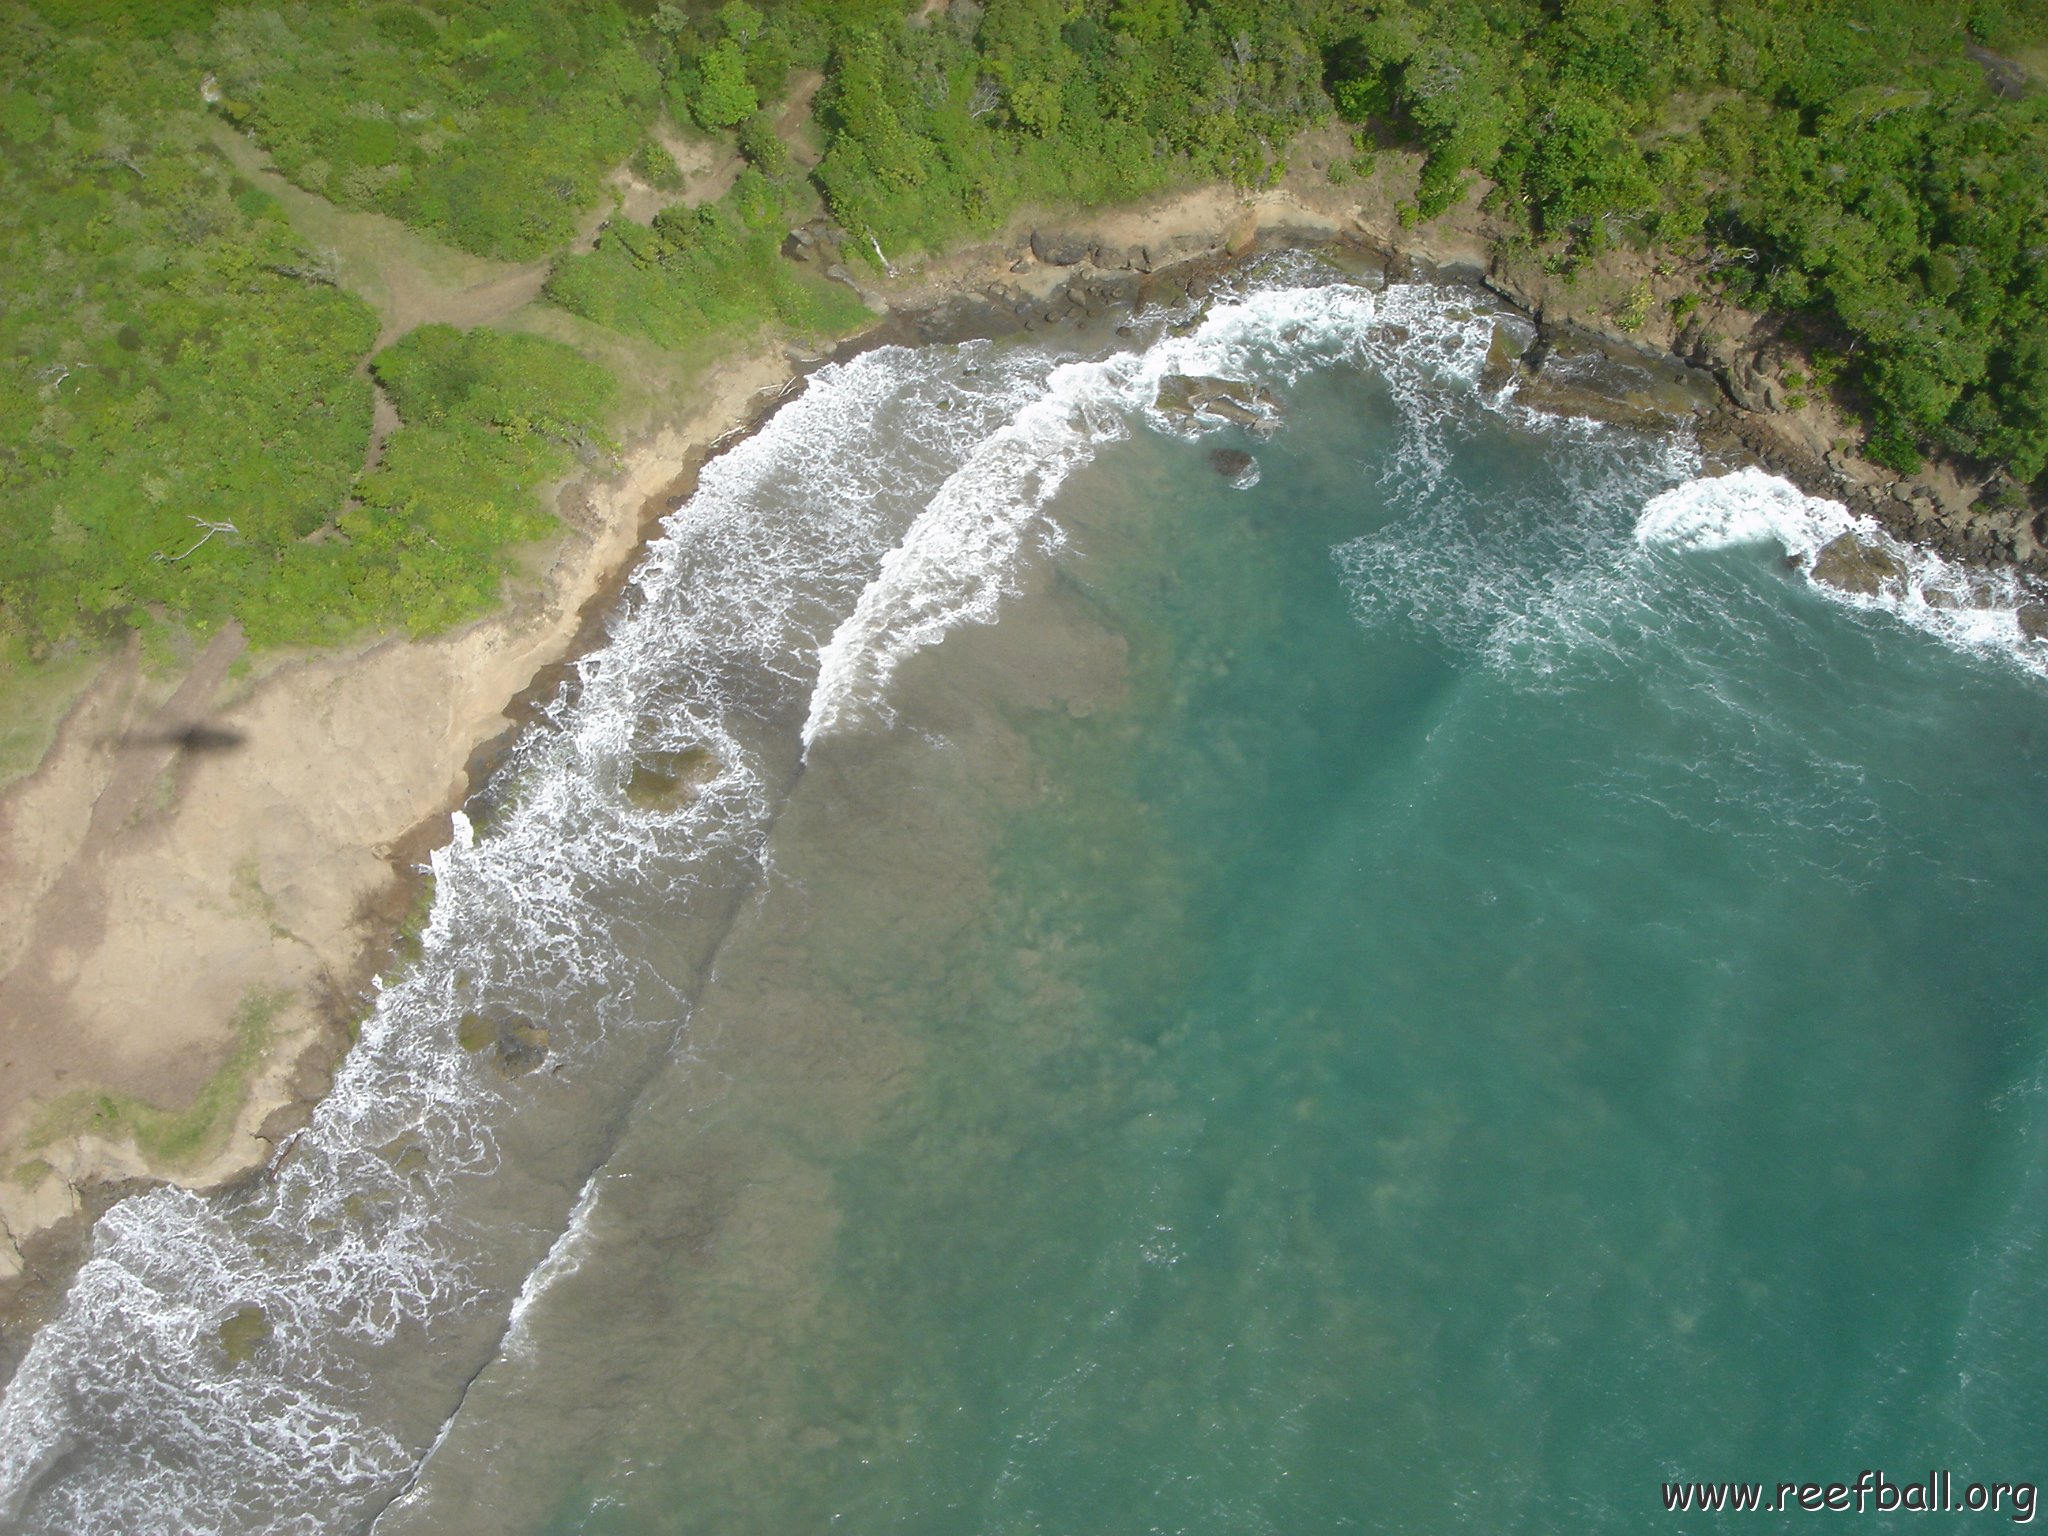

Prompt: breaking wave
xmin=804 ymin=260 xmax=1515 ymax=750
xmin=1637 ymin=467 xmax=2047 ymax=679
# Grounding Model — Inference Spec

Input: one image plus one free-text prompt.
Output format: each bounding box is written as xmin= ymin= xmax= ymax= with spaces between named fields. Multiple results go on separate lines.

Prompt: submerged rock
xmin=377 ymin=1134 xmax=432 ymax=1179
xmin=625 ymin=745 xmax=720 ymax=811
xmin=1208 ymin=448 xmax=1261 ymax=489
xmin=218 ymin=1305 xmax=271 ymax=1365
xmin=458 ymin=1012 xmax=552 ymax=1077
xmin=1810 ymin=532 xmax=1910 ymax=596
xmin=1154 ymin=374 xmax=1282 ymax=431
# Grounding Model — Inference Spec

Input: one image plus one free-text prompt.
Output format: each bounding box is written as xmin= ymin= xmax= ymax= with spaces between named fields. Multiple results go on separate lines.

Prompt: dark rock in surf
xmin=1154 ymin=374 xmax=1282 ymax=431
xmin=1923 ymin=574 xmax=2004 ymax=611
xmin=458 ymin=1012 xmax=552 ymax=1077
xmin=218 ymin=1305 xmax=271 ymax=1365
xmin=1513 ymin=329 xmax=1719 ymax=429
xmin=624 ymin=746 xmax=720 ymax=812
xmin=1480 ymin=323 xmax=1523 ymax=392
xmin=2018 ymin=604 xmax=2048 ymax=641
xmin=1810 ymin=532 xmax=1909 ymax=596
xmin=1208 ymin=448 xmax=1261 ymax=489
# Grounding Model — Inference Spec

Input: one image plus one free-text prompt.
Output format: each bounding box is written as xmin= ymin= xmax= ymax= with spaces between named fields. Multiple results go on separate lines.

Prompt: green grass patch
xmin=208 ymin=0 xmax=659 ymax=261
xmin=544 ymin=173 xmax=871 ymax=350
xmin=248 ymin=323 xmax=621 ymax=646
xmin=0 ymin=9 xmax=385 ymax=654
xmin=28 ymin=986 xmax=289 ymax=1169
xmin=0 ymin=10 xmax=636 ymax=660
xmin=0 ymin=637 xmax=104 ymax=790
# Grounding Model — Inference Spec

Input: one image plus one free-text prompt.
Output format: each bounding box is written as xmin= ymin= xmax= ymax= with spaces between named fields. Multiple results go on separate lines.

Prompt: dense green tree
xmin=209 ymin=0 xmax=658 ymax=261
xmin=694 ymin=41 xmax=761 ymax=128
xmin=1323 ymin=0 xmax=2048 ymax=480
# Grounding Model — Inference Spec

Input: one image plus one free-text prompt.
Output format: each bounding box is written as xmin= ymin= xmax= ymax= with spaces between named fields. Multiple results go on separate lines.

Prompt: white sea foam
xmin=1638 ymin=467 xmax=2046 ymax=678
xmin=501 ymin=1173 xmax=602 ymax=1360
xmin=1332 ymin=281 xmax=1698 ymax=678
xmin=803 ymin=269 xmax=1420 ymax=750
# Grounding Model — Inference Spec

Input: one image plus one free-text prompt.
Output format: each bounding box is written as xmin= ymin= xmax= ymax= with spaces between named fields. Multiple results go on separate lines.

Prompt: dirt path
xmin=206 ymin=122 xmax=609 ymax=349
xmin=776 ymin=71 xmax=825 ymax=167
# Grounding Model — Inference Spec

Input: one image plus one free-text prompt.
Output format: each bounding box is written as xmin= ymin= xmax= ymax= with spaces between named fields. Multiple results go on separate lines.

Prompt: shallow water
xmin=4 ymin=261 xmax=2046 ymax=1533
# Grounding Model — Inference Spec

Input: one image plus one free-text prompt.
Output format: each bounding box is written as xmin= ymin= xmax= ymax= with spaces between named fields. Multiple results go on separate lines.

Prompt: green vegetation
xmin=0 ymin=641 xmax=101 ymax=788
xmin=0 ymin=11 xmax=380 ymax=655
xmin=545 ymin=179 xmax=870 ymax=350
xmin=0 ymin=6 xmax=620 ymax=659
xmin=211 ymin=0 xmax=658 ymax=260
xmin=337 ymin=323 xmax=617 ymax=641
xmin=630 ymin=137 xmax=685 ymax=191
xmin=29 ymin=986 xmax=287 ymax=1167
xmin=806 ymin=0 xmax=1327 ymax=256
xmin=4 ymin=0 xmax=2047 ymax=694
xmin=1319 ymin=0 xmax=2048 ymax=478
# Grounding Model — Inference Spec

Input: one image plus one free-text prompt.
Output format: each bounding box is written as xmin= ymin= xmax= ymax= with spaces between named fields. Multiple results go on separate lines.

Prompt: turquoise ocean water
xmin=2 ymin=260 xmax=2044 ymax=1532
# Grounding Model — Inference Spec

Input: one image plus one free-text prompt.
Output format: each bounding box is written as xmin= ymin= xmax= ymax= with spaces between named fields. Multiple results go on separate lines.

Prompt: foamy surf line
xmin=801 ymin=263 xmax=1536 ymax=753
xmin=1638 ymin=467 xmax=2048 ymax=679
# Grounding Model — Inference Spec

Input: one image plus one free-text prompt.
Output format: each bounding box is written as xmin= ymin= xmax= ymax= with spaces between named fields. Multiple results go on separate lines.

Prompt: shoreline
xmin=1 ymin=152 xmax=2034 ymax=1376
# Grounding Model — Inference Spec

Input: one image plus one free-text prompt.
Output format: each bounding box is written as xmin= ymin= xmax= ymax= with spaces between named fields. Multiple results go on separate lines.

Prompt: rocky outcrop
xmin=1508 ymin=331 xmax=1720 ymax=432
xmin=779 ymin=219 xmax=844 ymax=267
xmin=1030 ymin=229 xmax=1095 ymax=267
xmin=1154 ymin=374 xmax=1282 ymax=432
xmin=1810 ymin=532 xmax=1910 ymax=596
